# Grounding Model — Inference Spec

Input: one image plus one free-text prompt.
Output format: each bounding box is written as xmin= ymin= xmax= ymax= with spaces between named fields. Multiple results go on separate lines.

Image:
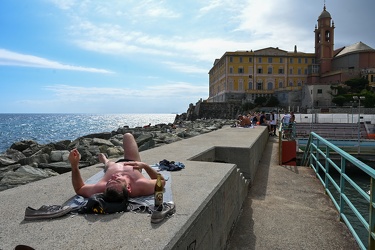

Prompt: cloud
xmin=146 ymin=82 xmax=207 ymax=97
xmin=44 ymin=83 xmax=207 ymax=100
xmin=234 ymin=0 xmax=315 ymax=52
xmin=27 ymin=83 xmax=207 ymax=113
xmin=70 ymin=20 xmax=176 ymax=57
xmin=0 ymin=49 xmax=113 ymax=73
xmin=49 ymin=0 xmax=76 ymax=10
xmin=198 ymin=0 xmax=224 ymax=15
xmin=162 ymin=61 xmax=208 ymax=74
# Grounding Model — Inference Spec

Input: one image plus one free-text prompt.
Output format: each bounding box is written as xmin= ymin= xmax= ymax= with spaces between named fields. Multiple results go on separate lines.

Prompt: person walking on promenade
xmin=270 ymin=111 xmax=277 ymax=136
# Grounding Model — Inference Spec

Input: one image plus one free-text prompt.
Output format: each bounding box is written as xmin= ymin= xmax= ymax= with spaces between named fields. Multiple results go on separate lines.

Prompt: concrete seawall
xmin=0 ymin=126 xmax=269 ymax=250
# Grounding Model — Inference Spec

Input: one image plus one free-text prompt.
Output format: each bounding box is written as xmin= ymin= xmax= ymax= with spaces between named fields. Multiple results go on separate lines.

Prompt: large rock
xmin=106 ymin=147 xmax=124 ymax=157
xmin=50 ymin=150 xmax=70 ymax=162
xmin=92 ymin=138 xmax=114 ymax=147
xmin=83 ymin=132 xmax=113 ymax=140
xmin=136 ymin=134 xmax=154 ymax=146
xmin=0 ymin=165 xmax=58 ymax=191
xmin=0 ymin=156 xmax=16 ymax=167
xmin=18 ymin=153 xmax=50 ymax=166
xmin=10 ymin=140 xmax=36 ymax=152
xmin=4 ymin=149 xmax=26 ymax=162
xmin=42 ymin=162 xmax=72 ymax=174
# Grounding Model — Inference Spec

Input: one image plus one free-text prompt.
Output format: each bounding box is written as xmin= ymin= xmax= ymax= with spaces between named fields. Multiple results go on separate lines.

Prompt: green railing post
xmin=325 ymin=146 xmax=330 ymax=189
xmin=315 ymin=139 xmax=320 ymax=177
xmin=369 ymin=178 xmax=375 ymax=249
xmin=340 ymin=157 xmax=346 ymax=221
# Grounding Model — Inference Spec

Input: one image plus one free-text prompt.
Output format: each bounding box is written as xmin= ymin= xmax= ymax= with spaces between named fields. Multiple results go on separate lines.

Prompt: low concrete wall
xmin=0 ymin=126 xmax=269 ymax=250
xmin=189 ymin=128 xmax=269 ymax=185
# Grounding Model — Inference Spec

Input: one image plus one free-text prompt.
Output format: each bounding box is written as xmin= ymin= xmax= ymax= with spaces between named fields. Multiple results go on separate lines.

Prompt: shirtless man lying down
xmin=68 ymin=133 xmax=165 ymax=203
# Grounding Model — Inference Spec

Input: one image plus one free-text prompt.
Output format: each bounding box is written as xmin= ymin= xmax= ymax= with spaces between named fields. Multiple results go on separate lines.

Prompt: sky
xmin=1 ymin=0 xmax=374 ymax=114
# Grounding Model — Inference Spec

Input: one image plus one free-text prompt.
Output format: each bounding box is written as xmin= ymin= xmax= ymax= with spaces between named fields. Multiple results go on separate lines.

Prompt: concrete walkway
xmin=226 ymin=136 xmax=360 ymax=250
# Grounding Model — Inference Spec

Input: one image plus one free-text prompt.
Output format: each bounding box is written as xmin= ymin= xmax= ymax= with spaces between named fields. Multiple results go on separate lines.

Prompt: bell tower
xmin=314 ymin=4 xmax=334 ymax=75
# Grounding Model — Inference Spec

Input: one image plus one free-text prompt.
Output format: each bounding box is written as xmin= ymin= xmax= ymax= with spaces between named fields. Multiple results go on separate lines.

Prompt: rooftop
xmin=336 ymin=41 xmax=375 ymax=57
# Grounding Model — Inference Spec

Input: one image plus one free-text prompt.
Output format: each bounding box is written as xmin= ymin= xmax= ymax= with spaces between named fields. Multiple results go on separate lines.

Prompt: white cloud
xmin=0 ymin=49 xmax=113 ymax=73
xmin=44 ymin=83 xmax=207 ymax=99
xmin=162 ymin=61 xmax=208 ymax=74
xmin=48 ymin=0 xmax=76 ymax=10
xmin=198 ymin=0 xmax=224 ymax=15
xmin=17 ymin=83 xmax=205 ymax=113
xmin=146 ymin=82 xmax=207 ymax=97
xmin=234 ymin=0 xmax=315 ymax=52
xmin=131 ymin=0 xmax=180 ymax=19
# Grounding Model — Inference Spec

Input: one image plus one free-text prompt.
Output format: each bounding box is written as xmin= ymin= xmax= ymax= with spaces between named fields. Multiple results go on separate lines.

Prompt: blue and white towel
xmin=63 ymin=166 xmax=172 ymax=213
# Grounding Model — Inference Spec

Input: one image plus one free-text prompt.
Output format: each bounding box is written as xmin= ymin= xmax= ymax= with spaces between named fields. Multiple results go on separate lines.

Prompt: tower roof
xmin=318 ymin=5 xmax=331 ymax=19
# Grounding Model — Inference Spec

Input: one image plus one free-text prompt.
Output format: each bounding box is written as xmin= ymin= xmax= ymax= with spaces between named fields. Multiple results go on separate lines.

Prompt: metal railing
xmin=301 ymin=132 xmax=375 ymax=250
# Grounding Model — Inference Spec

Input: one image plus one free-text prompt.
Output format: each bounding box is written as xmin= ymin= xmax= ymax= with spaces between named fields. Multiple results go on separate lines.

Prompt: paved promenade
xmin=227 ymin=136 xmax=360 ymax=250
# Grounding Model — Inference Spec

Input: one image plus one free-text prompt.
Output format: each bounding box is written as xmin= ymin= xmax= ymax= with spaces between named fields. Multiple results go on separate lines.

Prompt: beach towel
xmin=63 ymin=166 xmax=173 ymax=214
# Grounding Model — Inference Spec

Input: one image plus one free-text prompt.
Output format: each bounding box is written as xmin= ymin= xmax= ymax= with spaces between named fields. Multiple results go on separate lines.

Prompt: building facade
xmin=207 ymin=5 xmax=375 ymax=111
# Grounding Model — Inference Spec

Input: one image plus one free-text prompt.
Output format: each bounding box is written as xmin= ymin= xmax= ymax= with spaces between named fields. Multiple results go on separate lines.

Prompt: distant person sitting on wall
xmin=259 ymin=111 xmax=271 ymax=134
xmin=252 ymin=113 xmax=259 ymax=125
xmin=237 ymin=115 xmax=252 ymax=127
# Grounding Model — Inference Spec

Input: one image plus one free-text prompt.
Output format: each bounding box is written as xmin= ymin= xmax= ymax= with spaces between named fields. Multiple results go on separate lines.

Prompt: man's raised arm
xmin=68 ymin=149 xmax=102 ymax=197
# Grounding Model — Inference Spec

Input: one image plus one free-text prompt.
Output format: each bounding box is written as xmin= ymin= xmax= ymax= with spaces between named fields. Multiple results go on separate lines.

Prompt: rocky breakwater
xmin=0 ymin=119 xmax=234 ymax=192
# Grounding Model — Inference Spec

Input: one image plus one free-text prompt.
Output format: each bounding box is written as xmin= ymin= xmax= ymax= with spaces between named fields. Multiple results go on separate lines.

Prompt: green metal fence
xmin=301 ymin=132 xmax=375 ymax=250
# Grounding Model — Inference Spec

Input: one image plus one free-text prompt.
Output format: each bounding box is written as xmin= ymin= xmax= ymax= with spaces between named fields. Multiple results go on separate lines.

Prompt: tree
xmin=345 ymin=78 xmax=368 ymax=93
xmin=332 ymin=95 xmax=347 ymax=106
xmin=242 ymin=102 xmax=256 ymax=111
xmin=254 ymin=96 xmax=267 ymax=106
xmin=330 ymin=77 xmax=375 ymax=108
xmin=360 ymin=90 xmax=375 ymax=108
xmin=266 ymin=96 xmax=280 ymax=107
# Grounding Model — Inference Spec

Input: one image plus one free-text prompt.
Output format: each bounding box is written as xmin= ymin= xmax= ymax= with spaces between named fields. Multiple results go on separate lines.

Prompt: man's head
xmin=104 ymin=173 xmax=129 ymax=203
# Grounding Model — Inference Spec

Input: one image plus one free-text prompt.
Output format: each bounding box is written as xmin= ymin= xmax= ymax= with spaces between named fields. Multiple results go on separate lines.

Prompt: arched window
xmin=238 ymin=79 xmax=244 ymax=91
xmin=228 ymin=78 xmax=234 ymax=91
xmin=325 ymin=30 xmax=330 ymax=42
xmin=248 ymin=81 xmax=253 ymax=90
xmin=267 ymin=82 xmax=273 ymax=90
xmin=316 ymin=33 xmax=321 ymax=44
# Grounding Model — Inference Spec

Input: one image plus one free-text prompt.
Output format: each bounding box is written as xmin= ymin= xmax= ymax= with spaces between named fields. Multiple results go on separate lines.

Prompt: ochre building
xmin=207 ymin=5 xmax=375 ymax=110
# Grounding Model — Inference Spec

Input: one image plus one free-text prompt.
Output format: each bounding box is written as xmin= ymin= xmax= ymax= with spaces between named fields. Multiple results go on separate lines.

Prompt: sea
xmin=0 ymin=113 xmax=177 ymax=154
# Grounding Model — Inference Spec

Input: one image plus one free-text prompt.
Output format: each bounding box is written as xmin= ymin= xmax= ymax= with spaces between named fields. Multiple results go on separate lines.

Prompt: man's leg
xmin=123 ymin=133 xmax=141 ymax=161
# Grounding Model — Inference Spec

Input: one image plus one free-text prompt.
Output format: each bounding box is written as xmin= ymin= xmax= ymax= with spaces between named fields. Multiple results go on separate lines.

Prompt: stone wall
xmin=182 ymin=101 xmax=241 ymax=121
